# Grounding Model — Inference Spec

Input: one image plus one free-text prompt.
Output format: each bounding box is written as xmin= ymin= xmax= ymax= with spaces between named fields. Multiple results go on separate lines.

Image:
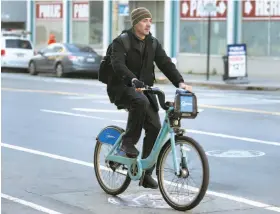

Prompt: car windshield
xmin=5 ymin=39 xmax=32 ymax=49
xmin=66 ymin=44 xmax=96 ymax=53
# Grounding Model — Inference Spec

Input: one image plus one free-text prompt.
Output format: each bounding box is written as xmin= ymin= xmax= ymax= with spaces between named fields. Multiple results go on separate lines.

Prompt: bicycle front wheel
xmin=157 ymin=136 xmax=209 ymax=211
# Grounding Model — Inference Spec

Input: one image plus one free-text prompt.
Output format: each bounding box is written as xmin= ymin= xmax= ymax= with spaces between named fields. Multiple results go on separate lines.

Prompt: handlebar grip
xmin=146 ymin=88 xmax=169 ymax=110
xmin=142 ymin=86 xmax=170 ymax=110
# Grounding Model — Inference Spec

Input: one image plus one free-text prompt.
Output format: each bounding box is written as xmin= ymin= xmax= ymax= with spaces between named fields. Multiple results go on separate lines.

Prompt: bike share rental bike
xmin=94 ymin=87 xmax=209 ymax=211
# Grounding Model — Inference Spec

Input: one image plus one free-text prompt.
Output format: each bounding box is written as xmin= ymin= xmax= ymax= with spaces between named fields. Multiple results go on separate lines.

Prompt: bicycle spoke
xmin=95 ymin=142 xmax=129 ymax=192
xmin=158 ymin=137 xmax=208 ymax=209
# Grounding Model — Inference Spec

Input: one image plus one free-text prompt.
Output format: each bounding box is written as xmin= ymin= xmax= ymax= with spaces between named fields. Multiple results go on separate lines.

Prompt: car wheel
xmin=29 ymin=61 xmax=38 ymax=75
xmin=55 ymin=63 xmax=65 ymax=78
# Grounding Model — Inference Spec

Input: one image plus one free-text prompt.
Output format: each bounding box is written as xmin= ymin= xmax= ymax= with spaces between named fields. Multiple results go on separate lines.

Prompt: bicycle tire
xmin=94 ymin=140 xmax=131 ymax=196
xmin=157 ymin=135 xmax=209 ymax=211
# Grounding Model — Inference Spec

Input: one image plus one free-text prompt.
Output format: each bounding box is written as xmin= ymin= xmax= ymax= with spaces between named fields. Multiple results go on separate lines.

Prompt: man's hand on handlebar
xmin=132 ymin=78 xmax=146 ymax=92
xmin=179 ymin=82 xmax=192 ymax=92
xmin=132 ymin=78 xmax=145 ymax=91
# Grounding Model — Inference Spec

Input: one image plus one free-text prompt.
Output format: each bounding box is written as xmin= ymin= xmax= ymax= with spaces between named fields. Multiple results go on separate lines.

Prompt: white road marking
xmin=72 ymin=108 xmax=129 ymax=113
xmin=1 ymin=143 xmax=94 ymax=167
xmin=1 ymin=73 xmax=103 ymax=86
xmin=2 ymin=143 xmax=280 ymax=213
xmin=65 ymin=95 xmax=108 ymax=99
xmin=94 ymin=101 xmax=111 ymax=104
xmin=186 ymin=129 xmax=280 ymax=146
xmin=0 ymin=143 xmax=107 ymax=172
xmin=40 ymin=109 xmax=280 ymax=147
xmin=72 ymin=108 xmax=165 ymax=113
xmin=1 ymin=193 xmax=63 ymax=214
xmin=4 ymin=86 xmax=280 ymax=115
xmin=40 ymin=109 xmax=106 ymax=120
xmin=205 ymin=150 xmax=265 ymax=158
xmin=72 ymin=108 xmax=204 ymax=114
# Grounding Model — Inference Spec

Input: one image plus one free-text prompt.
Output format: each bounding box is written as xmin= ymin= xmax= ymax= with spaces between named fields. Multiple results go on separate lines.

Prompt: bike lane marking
xmin=1 ymin=193 xmax=63 ymax=214
xmin=40 ymin=109 xmax=280 ymax=147
xmin=2 ymin=87 xmax=280 ymax=116
xmin=1 ymin=142 xmax=280 ymax=213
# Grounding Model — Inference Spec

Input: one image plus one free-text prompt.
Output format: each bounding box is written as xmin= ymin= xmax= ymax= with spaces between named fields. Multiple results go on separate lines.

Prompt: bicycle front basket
xmin=174 ymin=89 xmax=198 ymax=119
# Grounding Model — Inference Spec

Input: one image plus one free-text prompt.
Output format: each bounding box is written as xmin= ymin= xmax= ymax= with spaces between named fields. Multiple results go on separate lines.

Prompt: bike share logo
xmin=106 ymin=133 xmax=115 ymax=139
xmin=181 ymin=100 xmax=191 ymax=107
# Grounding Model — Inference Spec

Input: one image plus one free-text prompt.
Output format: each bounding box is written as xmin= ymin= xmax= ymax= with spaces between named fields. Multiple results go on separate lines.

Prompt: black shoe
xmin=120 ymin=143 xmax=139 ymax=158
xmin=142 ymin=174 xmax=158 ymax=189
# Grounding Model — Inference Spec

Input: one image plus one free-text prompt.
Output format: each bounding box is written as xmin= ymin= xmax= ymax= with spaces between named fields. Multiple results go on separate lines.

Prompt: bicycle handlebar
xmin=141 ymin=86 xmax=170 ymax=110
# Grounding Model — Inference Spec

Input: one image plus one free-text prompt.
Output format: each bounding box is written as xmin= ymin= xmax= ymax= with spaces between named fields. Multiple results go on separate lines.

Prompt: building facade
xmin=26 ymin=0 xmax=280 ymax=78
xmin=1 ymin=1 xmax=27 ymax=29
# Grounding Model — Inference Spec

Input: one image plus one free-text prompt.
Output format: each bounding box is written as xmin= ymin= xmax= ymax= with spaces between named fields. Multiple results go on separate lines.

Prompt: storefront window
xmin=243 ymin=21 xmax=280 ymax=57
xmin=35 ymin=1 xmax=63 ymax=49
xmin=72 ymin=1 xmax=89 ymax=44
xmin=71 ymin=1 xmax=103 ymax=50
xmin=242 ymin=0 xmax=280 ymax=57
xmin=89 ymin=1 xmax=103 ymax=48
xmin=270 ymin=21 xmax=280 ymax=56
xmin=179 ymin=0 xmax=227 ymax=55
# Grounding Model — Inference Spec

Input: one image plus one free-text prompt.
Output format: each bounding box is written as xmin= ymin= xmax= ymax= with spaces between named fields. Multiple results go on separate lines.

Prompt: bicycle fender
xmin=96 ymin=125 xmax=124 ymax=145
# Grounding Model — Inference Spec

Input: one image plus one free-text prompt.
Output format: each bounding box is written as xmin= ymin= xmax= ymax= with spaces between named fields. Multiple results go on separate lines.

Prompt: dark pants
xmin=118 ymin=87 xmax=161 ymax=175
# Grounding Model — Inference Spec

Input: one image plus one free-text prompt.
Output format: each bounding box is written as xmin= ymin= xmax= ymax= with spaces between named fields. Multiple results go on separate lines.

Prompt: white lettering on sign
xmin=190 ymin=0 xmax=218 ymax=17
xmin=181 ymin=0 xmax=227 ymax=20
xmin=229 ymin=46 xmax=245 ymax=52
xmin=73 ymin=3 xmax=89 ymax=19
xmin=38 ymin=4 xmax=62 ymax=19
xmin=182 ymin=1 xmax=189 ymax=15
xmin=243 ymin=0 xmax=280 ymax=19
xmin=244 ymin=0 xmax=253 ymax=15
xmin=256 ymin=0 xmax=280 ymax=16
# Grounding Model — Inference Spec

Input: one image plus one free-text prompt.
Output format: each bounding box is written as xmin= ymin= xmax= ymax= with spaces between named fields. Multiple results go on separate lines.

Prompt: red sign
xmin=180 ymin=0 xmax=227 ymax=21
xmin=36 ymin=2 xmax=63 ymax=19
xmin=73 ymin=2 xmax=89 ymax=20
xmin=243 ymin=0 xmax=280 ymax=20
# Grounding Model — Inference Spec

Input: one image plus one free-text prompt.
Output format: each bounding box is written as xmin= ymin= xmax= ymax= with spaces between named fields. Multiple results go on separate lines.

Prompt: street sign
xmin=118 ymin=4 xmax=129 ymax=16
xmin=243 ymin=0 xmax=280 ymax=20
xmin=204 ymin=2 xmax=217 ymax=13
xmin=227 ymin=44 xmax=247 ymax=78
xmin=180 ymin=0 xmax=227 ymax=20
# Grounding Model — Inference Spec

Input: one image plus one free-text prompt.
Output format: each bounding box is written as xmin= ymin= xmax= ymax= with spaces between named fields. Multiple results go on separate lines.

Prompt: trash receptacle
xmin=222 ymin=55 xmax=228 ymax=81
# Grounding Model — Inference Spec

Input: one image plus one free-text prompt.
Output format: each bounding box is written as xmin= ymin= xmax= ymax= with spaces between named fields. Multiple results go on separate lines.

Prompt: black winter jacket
xmin=107 ymin=28 xmax=184 ymax=108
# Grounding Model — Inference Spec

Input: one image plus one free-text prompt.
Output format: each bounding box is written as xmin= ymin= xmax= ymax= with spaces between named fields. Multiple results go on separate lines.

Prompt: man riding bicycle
xmin=107 ymin=7 xmax=192 ymax=189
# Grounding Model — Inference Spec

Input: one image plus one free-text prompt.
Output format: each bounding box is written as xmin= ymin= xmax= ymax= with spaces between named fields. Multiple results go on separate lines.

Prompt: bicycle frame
xmin=105 ymin=106 xmax=180 ymax=180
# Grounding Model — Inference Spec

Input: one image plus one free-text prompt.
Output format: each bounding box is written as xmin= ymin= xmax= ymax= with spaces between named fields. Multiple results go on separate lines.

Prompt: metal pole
xmin=206 ymin=14 xmax=211 ymax=81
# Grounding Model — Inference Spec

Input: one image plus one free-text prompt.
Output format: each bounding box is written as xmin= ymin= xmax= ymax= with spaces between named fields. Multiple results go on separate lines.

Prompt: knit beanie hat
xmin=130 ymin=7 xmax=152 ymax=26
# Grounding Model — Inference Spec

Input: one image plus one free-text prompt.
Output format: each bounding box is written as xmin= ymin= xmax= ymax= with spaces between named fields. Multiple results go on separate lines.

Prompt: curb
xmin=155 ymin=77 xmax=280 ymax=91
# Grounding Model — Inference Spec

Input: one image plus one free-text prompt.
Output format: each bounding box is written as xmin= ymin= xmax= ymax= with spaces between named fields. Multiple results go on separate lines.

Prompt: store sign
xmin=243 ymin=0 xmax=280 ymax=20
xmin=180 ymin=0 xmax=227 ymax=20
xmin=73 ymin=2 xmax=89 ymax=20
xmin=227 ymin=44 xmax=247 ymax=78
xmin=36 ymin=3 xmax=63 ymax=19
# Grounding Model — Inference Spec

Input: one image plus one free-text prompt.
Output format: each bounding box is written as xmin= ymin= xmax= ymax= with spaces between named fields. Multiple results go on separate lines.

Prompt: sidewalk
xmin=155 ymin=72 xmax=280 ymax=91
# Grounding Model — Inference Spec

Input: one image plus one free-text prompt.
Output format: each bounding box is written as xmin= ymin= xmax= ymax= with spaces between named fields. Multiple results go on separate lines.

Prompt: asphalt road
xmin=1 ymin=73 xmax=280 ymax=214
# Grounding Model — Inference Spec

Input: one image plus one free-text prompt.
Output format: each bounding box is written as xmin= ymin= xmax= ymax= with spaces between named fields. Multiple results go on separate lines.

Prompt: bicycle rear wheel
xmin=94 ymin=140 xmax=131 ymax=196
xmin=157 ymin=135 xmax=209 ymax=211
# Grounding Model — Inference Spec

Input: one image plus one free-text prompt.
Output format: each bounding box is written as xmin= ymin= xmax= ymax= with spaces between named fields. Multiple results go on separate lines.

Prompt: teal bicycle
xmin=94 ymin=86 xmax=209 ymax=211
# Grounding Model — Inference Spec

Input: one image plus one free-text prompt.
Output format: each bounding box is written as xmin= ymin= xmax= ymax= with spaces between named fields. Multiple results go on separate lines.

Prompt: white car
xmin=1 ymin=30 xmax=35 ymax=70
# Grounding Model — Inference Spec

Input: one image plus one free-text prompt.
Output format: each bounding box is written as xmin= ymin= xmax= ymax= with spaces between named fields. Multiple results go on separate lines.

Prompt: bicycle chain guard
xmin=127 ymin=159 xmax=143 ymax=181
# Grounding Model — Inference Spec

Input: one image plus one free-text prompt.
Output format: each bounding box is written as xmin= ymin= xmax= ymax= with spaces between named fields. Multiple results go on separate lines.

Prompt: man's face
xmin=134 ymin=18 xmax=152 ymax=36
